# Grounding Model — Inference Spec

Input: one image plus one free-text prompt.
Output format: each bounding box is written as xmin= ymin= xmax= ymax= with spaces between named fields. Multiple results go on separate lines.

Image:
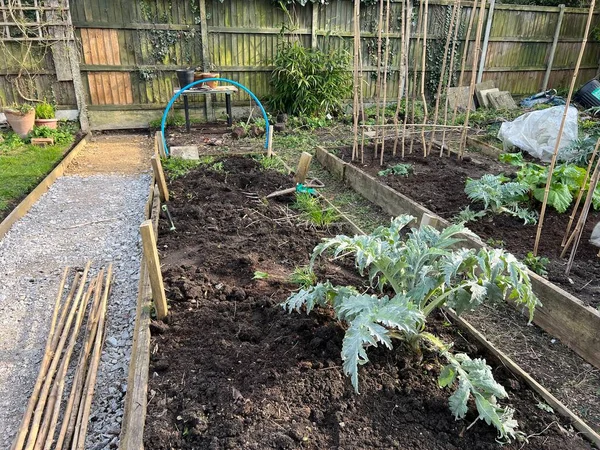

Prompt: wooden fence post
xmin=294 ymin=152 xmax=313 ymax=184
xmin=543 ymin=4 xmax=565 ymax=91
xmin=311 ymin=2 xmax=319 ymax=48
xmin=150 ymin=155 xmax=169 ymax=202
xmin=477 ymin=0 xmax=496 ymax=84
xmin=140 ymin=220 xmax=168 ymax=320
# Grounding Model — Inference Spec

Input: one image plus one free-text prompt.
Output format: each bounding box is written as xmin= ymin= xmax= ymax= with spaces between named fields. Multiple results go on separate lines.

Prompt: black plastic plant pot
xmin=574 ymin=78 xmax=600 ymax=108
xmin=176 ymin=69 xmax=195 ymax=89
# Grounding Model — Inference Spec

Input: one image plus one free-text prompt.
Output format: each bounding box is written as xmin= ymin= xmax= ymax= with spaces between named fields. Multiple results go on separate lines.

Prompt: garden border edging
xmin=315 ymin=146 xmax=600 ymax=371
xmin=0 ymin=134 xmax=90 ymax=239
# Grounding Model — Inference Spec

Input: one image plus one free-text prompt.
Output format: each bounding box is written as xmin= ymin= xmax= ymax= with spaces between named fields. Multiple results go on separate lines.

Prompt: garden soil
xmin=144 ymin=157 xmax=591 ymax=450
xmin=338 ymin=146 xmax=600 ymax=310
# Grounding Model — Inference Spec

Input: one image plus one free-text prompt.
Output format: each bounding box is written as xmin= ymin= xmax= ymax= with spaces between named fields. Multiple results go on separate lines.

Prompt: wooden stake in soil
xmin=418 ymin=0 xmax=430 ymax=156
xmin=352 ymin=0 xmax=361 ymax=161
xmin=72 ymin=265 xmax=113 ymax=450
xmin=561 ymin=138 xmax=600 ymax=250
xmin=408 ymin=0 xmax=424 ymax=155
xmin=150 ymin=155 xmax=169 ymax=203
xmin=24 ymin=262 xmax=91 ymax=450
xmin=10 ymin=267 xmax=70 ymax=450
xmin=393 ymin=0 xmax=409 ymax=157
xmin=373 ymin=0 xmax=385 ymax=158
xmin=533 ymin=0 xmax=596 ymax=256
xmin=457 ymin=0 xmax=487 ymax=158
xmin=266 ymin=126 xmax=274 ymax=158
xmin=441 ymin=0 xmax=462 ymax=157
xmin=140 ymin=221 xmax=168 ymax=320
xmin=379 ymin=0 xmax=392 ymax=164
xmin=427 ymin=0 xmax=459 ymax=157
xmin=294 ymin=152 xmax=313 ymax=184
xmin=451 ymin=0 xmax=477 ymax=125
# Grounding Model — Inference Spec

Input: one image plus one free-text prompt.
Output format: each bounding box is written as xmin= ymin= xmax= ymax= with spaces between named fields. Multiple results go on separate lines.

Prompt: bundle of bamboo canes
xmin=11 ymin=262 xmax=113 ymax=450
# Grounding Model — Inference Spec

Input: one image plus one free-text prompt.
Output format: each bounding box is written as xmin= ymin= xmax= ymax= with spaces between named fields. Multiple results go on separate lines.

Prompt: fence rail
xmin=0 ymin=0 xmax=598 ymax=129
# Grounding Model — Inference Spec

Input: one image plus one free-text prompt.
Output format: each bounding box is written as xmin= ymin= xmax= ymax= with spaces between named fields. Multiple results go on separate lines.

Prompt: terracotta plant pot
xmin=5 ymin=109 xmax=35 ymax=138
xmin=194 ymin=72 xmax=220 ymax=89
xmin=35 ymin=118 xmax=59 ymax=129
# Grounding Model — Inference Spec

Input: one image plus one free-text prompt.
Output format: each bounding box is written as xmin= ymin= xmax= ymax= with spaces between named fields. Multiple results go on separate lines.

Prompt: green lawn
xmin=0 ymin=143 xmax=69 ymax=212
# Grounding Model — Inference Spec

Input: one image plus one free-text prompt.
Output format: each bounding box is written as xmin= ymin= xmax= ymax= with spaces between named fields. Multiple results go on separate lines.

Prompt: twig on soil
xmin=519 ymin=421 xmax=559 ymax=449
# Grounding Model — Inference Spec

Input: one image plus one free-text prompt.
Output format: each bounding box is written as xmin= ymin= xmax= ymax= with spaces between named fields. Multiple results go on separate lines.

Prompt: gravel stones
xmin=0 ymin=173 xmax=150 ymax=449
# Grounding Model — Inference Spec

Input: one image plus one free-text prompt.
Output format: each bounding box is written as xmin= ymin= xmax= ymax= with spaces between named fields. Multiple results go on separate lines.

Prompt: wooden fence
xmin=0 ymin=0 xmax=599 ymax=129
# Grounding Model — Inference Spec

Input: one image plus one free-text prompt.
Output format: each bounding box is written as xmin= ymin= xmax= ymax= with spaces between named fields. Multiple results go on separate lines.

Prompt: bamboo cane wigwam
xmin=11 ymin=264 xmax=114 ymax=450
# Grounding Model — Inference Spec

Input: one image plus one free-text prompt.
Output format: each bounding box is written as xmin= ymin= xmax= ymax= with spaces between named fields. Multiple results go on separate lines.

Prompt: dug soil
xmin=144 ymin=156 xmax=591 ymax=450
xmin=338 ymin=145 xmax=600 ymax=309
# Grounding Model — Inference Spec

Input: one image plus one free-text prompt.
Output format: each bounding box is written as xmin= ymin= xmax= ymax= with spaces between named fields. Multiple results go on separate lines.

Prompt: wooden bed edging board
xmin=448 ymin=310 xmax=600 ymax=447
xmin=119 ymin=179 xmax=160 ymax=450
xmin=0 ymin=134 xmax=89 ymax=239
xmin=315 ymin=146 xmax=600 ymax=371
xmin=313 ymin=177 xmax=600 ymax=446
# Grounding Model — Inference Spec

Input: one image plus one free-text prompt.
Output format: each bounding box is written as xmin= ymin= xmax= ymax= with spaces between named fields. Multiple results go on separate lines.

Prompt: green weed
xmin=289 ymin=266 xmax=317 ymax=288
xmin=293 ymin=192 xmax=340 ymax=227
xmin=161 ymin=157 xmax=201 ymax=179
xmin=523 ymin=252 xmax=549 ymax=277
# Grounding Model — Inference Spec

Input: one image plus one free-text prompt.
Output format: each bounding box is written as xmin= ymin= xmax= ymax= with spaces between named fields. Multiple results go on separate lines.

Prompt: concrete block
xmin=170 ymin=145 xmax=199 ymax=160
xmin=447 ymin=86 xmax=475 ymax=112
xmin=475 ymin=80 xmax=496 ymax=107
xmin=478 ymin=88 xmax=500 ymax=108
xmin=488 ymin=91 xmax=518 ymax=110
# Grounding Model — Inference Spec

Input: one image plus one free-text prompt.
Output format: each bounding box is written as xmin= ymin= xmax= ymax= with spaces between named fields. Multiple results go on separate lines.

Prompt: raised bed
xmin=0 ymin=134 xmax=89 ymax=239
xmin=316 ymin=146 xmax=600 ymax=375
xmin=122 ymin=144 xmax=599 ymax=448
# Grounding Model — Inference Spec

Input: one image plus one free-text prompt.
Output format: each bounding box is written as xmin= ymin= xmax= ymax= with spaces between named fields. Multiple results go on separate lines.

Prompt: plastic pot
xmin=176 ymin=69 xmax=195 ymax=88
xmin=35 ymin=118 xmax=58 ymax=129
xmin=5 ymin=109 xmax=35 ymax=137
xmin=574 ymin=78 xmax=600 ymax=108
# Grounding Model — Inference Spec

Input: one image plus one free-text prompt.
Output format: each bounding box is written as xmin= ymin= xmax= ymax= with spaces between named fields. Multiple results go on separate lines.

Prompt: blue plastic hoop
xmin=160 ymin=78 xmax=270 ymax=156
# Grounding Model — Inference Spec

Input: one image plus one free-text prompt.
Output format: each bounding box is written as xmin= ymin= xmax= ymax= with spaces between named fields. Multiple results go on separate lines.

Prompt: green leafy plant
xmin=149 ymin=113 xmax=187 ymax=129
xmin=378 ymin=163 xmax=413 ymax=177
xmin=211 ymin=161 xmax=225 ymax=172
xmin=289 ymin=265 xmax=317 ymax=288
xmin=293 ymin=192 xmax=340 ymax=227
xmin=523 ymin=252 xmax=550 ymax=277
xmin=0 ymin=132 xmax=25 ymax=152
xmin=35 ymin=101 xmax=55 ymax=119
xmin=269 ymin=41 xmax=352 ymax=117
xmin=485 ymin=238 xmax=506 ymax=248
xmin=161 ymin=157 xmax=201 ymax=179
xmin=498 ymin=152 xmax=523 ymax=166
xmin=253 ymin=270 xmax=269 ymax=280
xmin=31 ymin=126 xmax=74 ymax=145
xmin=282 ymin=216 xmax=538 ymax=441
xmin=5 ymin=103 xmax=34 ymax=115
xmin=453 ymin=206 xmax=486 ymax=224
xmin=253 ymin=154 xmax=287 ymax=173
xmin=463 ymin=174 xmax=538 ymax=224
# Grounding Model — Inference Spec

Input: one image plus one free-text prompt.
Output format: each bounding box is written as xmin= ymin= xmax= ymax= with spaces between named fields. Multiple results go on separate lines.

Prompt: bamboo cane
xmin=409 ymin=0 xmax=424 ymax=155
xmin=352 ymin=0 xmax=361 ymax=161
xmin=533 ymin=0 xmax=596 ymax=256
xmin=54 ymin=272 xmax=106 ymax=450
xmin=10 ymin=267 xmax=70 ymax=450
xmin=441 ymin=0 xmax=462 ymax=157
xmin=359 ymin=19 xmax=366 ymax=164
xmin=24 ymin=262 xmax=91 ymax=450
xmin=428 ymin=0 xmax=459 ymax=157
xmin=50 ymin=272 xmax=81 ymax=351
xmin=451 ymin=0 xmax=476 ymax=125
xmin=561 ymin=139 xmax=600 ymax=251
xmin=379 ymin=0 xmax=392 ymax=165
xmin=393 ymin=0 xmax=408 ymax=157
xmin=565 ymin=166 xmax=600 ymax=275
xmin=457 ymin=0 xmax=486 ymax=159
xmin=373 ymin=0 xmax=385 ymax=158
xmin=73 ymin=265 xmax=113 ymax=450
xmin=35 ymin=276 xmax=98 ymax=450
xmin=419 ymin=0 xmax=430 ymax=156
xmin=561 ymin=153 xmax=600 ymax=258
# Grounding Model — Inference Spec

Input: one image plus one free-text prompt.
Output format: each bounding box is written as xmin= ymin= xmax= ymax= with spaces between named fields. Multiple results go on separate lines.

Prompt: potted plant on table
xmin=4 ymin=103 xmax=35 ymax=138
xmin=34 ymin=101 xmax=58 ymax=129
xmin=194 ymin=66 xmax=220 ymax=89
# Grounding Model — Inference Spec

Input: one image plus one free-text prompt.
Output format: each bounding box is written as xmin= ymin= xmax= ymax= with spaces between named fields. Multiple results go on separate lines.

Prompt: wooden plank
xmin=294 ymin=152 xmax=313 ymax=184
xmin=119 ymin=180 xmax=159 ymax=450
xmin=0 ymin=135 xmax=89 ymax=240
xmin=155 ymin=131 xmax=166 ymax=158
xmin=449 ymin=311 xmax=600 ymax=447
xmin=140 ymin=219 xmax=168 ymax=320
xmin=150 ymin=155 xmax=169 ymax=202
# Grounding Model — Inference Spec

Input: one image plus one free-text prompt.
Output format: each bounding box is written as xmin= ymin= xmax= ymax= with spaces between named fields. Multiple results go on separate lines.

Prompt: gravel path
xmin=0 ymin=173 xmax=150 ymax=449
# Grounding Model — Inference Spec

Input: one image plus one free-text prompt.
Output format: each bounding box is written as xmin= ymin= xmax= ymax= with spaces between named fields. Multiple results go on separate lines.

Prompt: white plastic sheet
xmin=497 ymin=105 xmax=578 ymax=162
xmin=590 ymin=222 xmax=600 ymax=247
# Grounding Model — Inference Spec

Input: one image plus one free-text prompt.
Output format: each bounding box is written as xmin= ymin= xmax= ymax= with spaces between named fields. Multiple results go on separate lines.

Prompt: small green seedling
xmin=289 ymin=266 xmax=317 ymax=288
xmin=253 ymin=271 xmax=269 ymax=280
xmin=523 ymin=252 xmax=549 ymax=277
xmin=378 ymin=163 xmax=413 ymax=177
xmin=486 ymin=238 xmax=506 ymax=248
